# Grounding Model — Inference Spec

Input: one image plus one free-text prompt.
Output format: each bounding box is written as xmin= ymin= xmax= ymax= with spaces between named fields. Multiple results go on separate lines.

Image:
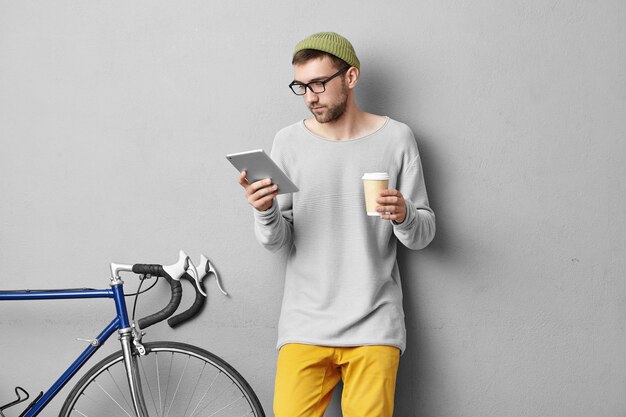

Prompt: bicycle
xmin=0 ymin=250 xmax=266 ymax=417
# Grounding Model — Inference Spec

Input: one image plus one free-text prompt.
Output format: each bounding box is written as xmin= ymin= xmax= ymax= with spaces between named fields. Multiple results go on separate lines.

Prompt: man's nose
xmin=304 ymin=88 xmax=319 ymax=104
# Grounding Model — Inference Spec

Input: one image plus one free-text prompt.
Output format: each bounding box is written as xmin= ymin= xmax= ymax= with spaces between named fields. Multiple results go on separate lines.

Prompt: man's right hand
xmin=239 ymin=171 xmax=278 ymax=212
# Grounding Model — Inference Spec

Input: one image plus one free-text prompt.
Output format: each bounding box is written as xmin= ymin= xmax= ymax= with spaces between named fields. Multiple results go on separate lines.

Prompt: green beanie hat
xmin=293 ymin=32 xmax=360 ymax=69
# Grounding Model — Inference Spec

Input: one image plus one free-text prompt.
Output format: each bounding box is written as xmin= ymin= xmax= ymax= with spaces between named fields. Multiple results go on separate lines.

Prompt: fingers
xmin=377 ymin=189 xmax=406 ymax=222
xmin=380 ymin=213 xmax=402 ymax=221
xmin=252 ymin=190 xmax=278 ymax=210
xmin=239 ymin=173 xmax=273 ymax=196
xmin=245 ymin=178 xmax=274 ymax=196
xmin=378 ymin=205 xmax=406 ymax=222
xmin=376 ymin=196 xmax=400 ymax=205
xmin=380 ymin=189 xmax=401 ymax=197
xmin=378 ymin=189 xmax=403 ymax=202
xmin=377 ymin=189 xmax=403 ymax=206
xmin=248 ymin=183 xmax=278 ymax=203
xmin=377 ymin=205 xmax=398 ymax=213
xmin=238 ymin=171 xmax=249 ymax=187
xmin=238 ymin=172 xmax=278 ymax=211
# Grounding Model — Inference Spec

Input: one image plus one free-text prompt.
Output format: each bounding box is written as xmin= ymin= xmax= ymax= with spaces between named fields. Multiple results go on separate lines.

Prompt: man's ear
xmin=346 ymin=67 xmax=360 ymax=89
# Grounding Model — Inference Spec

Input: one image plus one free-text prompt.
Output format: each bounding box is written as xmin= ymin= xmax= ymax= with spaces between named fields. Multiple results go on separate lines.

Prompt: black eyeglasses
xmin=288 ymin=67 xmax=349 ymax=96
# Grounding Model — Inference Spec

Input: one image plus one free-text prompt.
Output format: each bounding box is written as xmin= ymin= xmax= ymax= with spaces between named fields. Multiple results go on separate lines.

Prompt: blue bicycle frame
xmin=0 ymin=282 xmax=132 ymax=417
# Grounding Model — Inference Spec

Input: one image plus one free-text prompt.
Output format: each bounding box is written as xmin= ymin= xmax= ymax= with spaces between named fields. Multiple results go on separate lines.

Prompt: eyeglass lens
xmin=292 ymin=81 xmax=326 ymax=95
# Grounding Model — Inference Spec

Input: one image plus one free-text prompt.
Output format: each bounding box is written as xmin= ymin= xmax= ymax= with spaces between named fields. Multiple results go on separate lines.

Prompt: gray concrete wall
xmin=1 ymin=1 xmax=624 ymax=416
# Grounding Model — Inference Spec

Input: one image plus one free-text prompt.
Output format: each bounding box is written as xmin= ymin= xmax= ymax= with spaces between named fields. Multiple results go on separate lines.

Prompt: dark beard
xmin=310 ymin=83 xmax=349 ymax=124
xmin=312 ymin=99 xmax=347 ymax=124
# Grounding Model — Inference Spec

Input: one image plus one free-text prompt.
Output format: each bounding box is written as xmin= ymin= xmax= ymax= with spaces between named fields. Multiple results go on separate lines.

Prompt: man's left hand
xmin=377 ymin=189 xmax=407 ymax=223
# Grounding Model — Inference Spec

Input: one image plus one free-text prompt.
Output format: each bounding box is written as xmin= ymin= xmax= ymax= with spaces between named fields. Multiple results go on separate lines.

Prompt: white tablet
xmin=226 ymin=149 xmax=299 ymax=194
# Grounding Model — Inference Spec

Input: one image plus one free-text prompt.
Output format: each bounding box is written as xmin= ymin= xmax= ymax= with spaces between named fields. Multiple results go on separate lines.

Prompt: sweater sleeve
xmin=253 ymin=199 xmax=294 ymax=253
xmin=392 ymin=144 xmax=436 ymax=250
xmin=252 ymin=137 xmax=295 ymax=253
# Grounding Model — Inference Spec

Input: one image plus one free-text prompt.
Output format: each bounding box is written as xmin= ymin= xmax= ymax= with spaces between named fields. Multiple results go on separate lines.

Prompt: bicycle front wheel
xmin=60 ymin=341 xmax=265 ymax=417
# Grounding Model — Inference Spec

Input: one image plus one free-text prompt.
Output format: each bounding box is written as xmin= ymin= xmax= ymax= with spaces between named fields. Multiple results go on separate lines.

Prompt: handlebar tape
xmin=167 ymin=273 xmax=207 ymax=328
xmin=132 ymin=264 xmax=183 ymax=330
xmin=131 ymin=263 xmax=164 ymax=277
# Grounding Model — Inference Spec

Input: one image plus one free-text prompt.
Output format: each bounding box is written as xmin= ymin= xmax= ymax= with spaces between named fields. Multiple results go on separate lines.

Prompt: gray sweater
xmin=253 ymin=117 xmax=435 ymax=352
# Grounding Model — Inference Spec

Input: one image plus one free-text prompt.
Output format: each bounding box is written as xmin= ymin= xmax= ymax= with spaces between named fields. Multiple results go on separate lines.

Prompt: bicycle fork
xmin=119 ymin=328 xmax=150 ymax=417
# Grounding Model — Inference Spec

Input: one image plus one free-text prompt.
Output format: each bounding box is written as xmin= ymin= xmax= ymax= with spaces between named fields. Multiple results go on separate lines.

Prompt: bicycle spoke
xmin=182 ymin=361 xmax=208 ymax=417
xmin=162 ymin=352 xmax=174 ymax=415
xmin=95 ymin=381 xmax=134 ymax=417
xmin=189 ymin=371 xmax=220 ymax=417
xmin=71 ymin=390 xmax=97 ymax=417
xmin=193 ymin=379 xmax=238 ymax=417
xmin=156 ymin=351 xmax=163 ymax=417
xmin=165 ymin=353 xmax=190 ymax=417
xmin=231 ymin=412 xmax=254 ymax=417
xmin=206 ymin=394 xmax=245 ymax=417
xmin=105 ymin=368 xmax=133 ymax=412
xmin=75 ymin=371 xmax=129 ymax=417
xmin=138 ymin=354 xmax=160 ymax=417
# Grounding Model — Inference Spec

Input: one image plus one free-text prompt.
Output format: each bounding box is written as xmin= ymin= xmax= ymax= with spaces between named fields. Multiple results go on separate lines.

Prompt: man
xmin=239 ymin=32 xmax=435 ymax=417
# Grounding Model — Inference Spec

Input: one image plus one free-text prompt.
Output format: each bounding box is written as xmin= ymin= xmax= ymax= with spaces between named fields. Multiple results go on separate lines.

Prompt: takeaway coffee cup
xmin=362 ymin=172 xmax=390 ymax=216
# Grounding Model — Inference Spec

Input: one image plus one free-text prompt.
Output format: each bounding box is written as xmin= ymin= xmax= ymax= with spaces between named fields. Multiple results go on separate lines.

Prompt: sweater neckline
xmin=299 ymin=116 xmax=390 ymax=143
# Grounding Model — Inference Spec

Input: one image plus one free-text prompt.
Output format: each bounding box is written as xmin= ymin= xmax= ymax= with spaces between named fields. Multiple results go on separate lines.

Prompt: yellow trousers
xmin=274 ymin=344 xmax=400 ymax=417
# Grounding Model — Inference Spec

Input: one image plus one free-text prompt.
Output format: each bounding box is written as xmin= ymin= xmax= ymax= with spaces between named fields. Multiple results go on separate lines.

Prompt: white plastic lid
xmin=362 ymin=172 xmax=390 ymax=180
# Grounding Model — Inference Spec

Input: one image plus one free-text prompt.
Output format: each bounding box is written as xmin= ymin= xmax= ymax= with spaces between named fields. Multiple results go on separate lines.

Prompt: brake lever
xmin=162 ymin=249 xmax=210 ymax=297
xmin=162 ymin=250 xmax=192 ymax=281
xmin=198 ymin=254 xmax=228 ymax=296
xmin=184 ymin=256 xmax=206 ymax=297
